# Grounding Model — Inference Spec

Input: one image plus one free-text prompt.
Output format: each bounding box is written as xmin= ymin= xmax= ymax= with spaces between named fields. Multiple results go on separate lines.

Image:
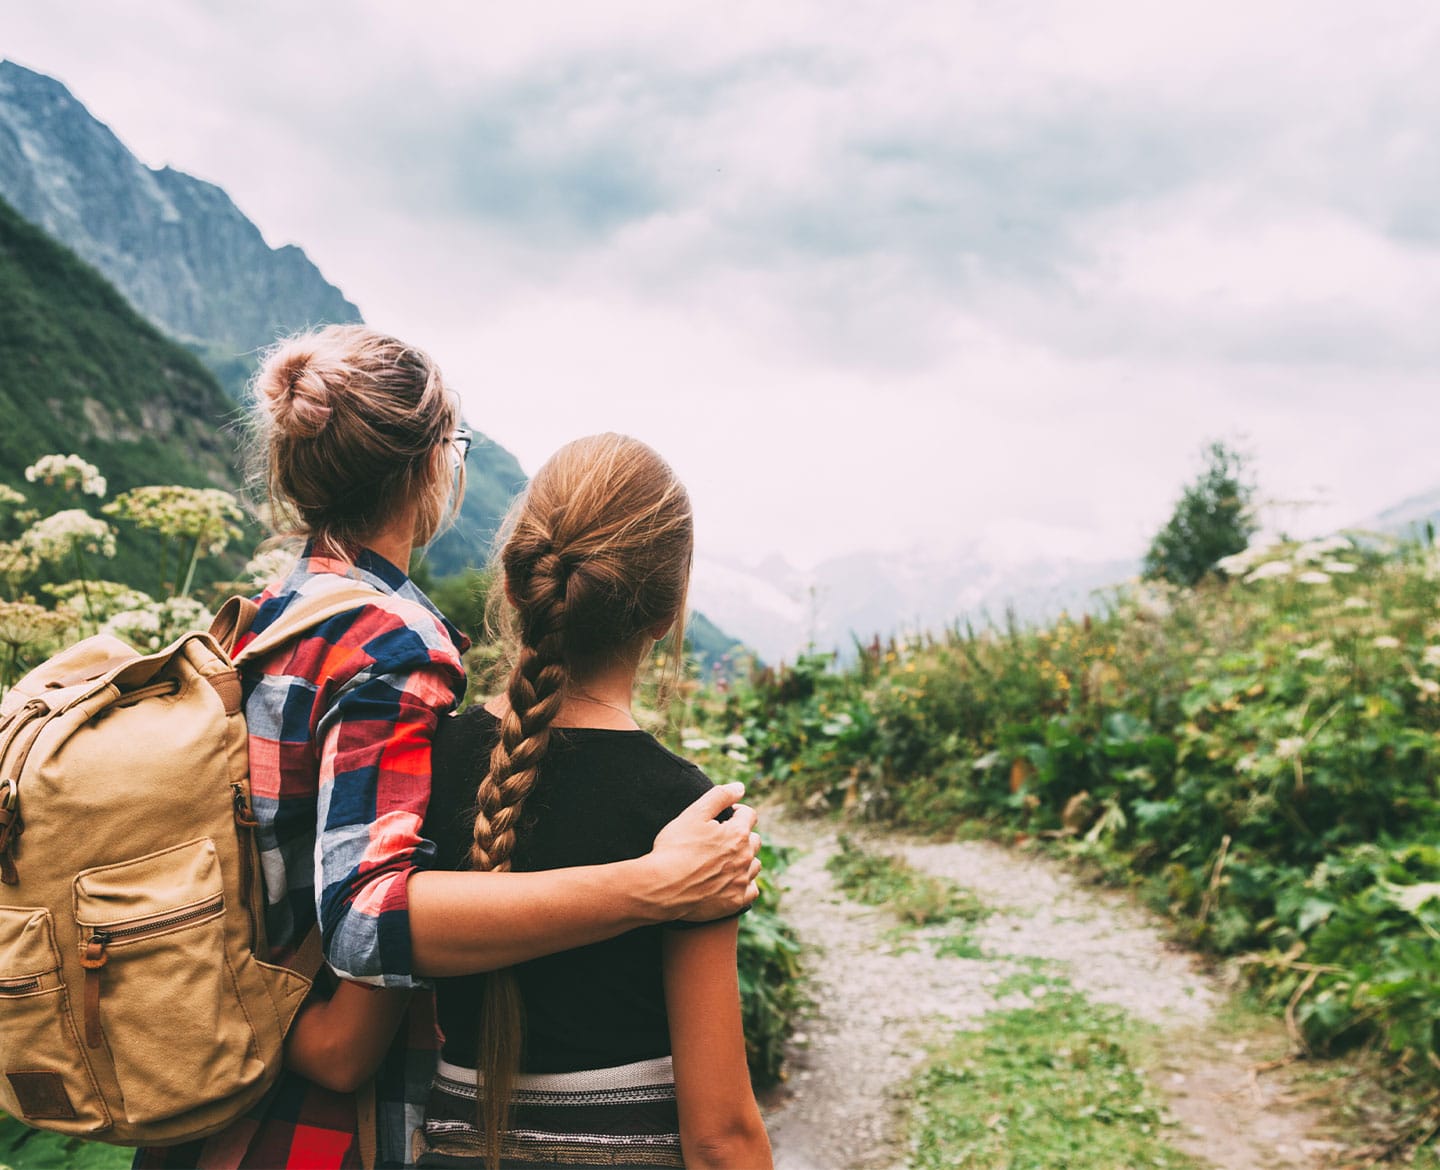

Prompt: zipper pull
xmin=80 ymin=932 xmax=109 ymax=1049
xmin=231 ymin=782 xmax=258 ymax=829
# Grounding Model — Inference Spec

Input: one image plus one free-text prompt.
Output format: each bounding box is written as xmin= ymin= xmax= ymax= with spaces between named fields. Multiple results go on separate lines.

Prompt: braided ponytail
xmin=466 ymin=435 xmax=694 ymax=1167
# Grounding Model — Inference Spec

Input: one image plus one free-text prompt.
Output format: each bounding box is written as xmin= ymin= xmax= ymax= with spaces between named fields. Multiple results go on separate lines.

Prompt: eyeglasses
xmin=450 ymin=427 xmax=473 ymax=459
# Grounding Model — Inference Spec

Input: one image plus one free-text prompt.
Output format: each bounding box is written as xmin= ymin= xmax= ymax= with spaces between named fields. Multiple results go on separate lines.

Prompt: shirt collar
xmin=287 ymin=541 xmax=471 ymax=653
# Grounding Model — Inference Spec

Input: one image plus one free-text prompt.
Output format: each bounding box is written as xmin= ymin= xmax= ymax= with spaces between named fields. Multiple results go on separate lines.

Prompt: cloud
xmin=3 ymin=0 xmax=1438 ymax=573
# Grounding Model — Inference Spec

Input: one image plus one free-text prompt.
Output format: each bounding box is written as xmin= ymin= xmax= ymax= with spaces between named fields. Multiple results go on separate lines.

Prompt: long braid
xmin=463 ymin=434 xmax=696 ymax=1170
xmin=468 ymin=550 xmax=570 ymax=1168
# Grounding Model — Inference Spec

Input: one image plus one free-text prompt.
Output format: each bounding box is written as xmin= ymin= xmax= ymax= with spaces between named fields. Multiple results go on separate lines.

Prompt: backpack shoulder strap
xmin=227 ymin=584 xmax=385 ymax=666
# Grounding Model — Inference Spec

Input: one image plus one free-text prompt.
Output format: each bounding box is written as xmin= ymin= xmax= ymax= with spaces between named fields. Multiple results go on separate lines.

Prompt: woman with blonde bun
xmin=135 ymin=327 xmax=760 ymax=1170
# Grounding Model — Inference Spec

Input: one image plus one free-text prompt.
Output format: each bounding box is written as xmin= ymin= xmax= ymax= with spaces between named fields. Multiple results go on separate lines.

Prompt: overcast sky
xmin=7 ymin=1 xmax=1440 ymax=568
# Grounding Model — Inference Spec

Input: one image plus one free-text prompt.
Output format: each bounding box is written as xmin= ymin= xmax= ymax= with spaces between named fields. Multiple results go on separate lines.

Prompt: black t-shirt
xmin=424 ymin=707 xmax=716 ymax=1073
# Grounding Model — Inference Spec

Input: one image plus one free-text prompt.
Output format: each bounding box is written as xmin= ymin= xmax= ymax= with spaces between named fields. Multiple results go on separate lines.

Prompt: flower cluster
xmin=24 ymin=454 xmax=107 ymax=498
xmin=0 ymin=484 xmax=26 ymax=509
xmin=102 ymin=596 xmax=210 ymax=652
xmin=104 ymin=486 xmax=245 ymax=555
xmin=242 ymin=547 xmax=297 ymax=588
xmin=21 ymin=510 xmax=117 ymax=564
xmin=45 ymin=580 xmax=153 ymax=622
xmin=0 ymin=600 xmax=75 ymax=651
xmin=1217 ymin=535 xmax=1360 ymax=586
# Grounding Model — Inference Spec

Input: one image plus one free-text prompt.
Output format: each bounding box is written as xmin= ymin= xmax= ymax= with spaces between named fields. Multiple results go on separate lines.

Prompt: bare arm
xmin=409 ymin=784 xmax=761 ymax=978
xmin=285 ymin=982 xmax=412 ymax=1094
xmin=662 ymin=919 xmax=773 ymax=1170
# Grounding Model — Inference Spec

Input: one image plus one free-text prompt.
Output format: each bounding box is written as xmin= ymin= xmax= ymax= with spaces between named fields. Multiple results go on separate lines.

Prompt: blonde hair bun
xmin=254 ymin=338 xmax=341 ymax=439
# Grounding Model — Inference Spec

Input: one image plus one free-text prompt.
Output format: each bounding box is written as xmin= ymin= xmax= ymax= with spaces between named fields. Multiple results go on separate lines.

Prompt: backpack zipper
xmin=0 ymin=975 xmax=41 ymax=995
xmin=80 ymin=896 xmax=225 ymax=1048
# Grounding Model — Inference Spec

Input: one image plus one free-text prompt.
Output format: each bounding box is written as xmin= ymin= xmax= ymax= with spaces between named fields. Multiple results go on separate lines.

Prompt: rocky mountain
xmin=0 ymin=60 xmax=360 ymax=356
xmin=0 ymin=60 xmax=526 ymax=576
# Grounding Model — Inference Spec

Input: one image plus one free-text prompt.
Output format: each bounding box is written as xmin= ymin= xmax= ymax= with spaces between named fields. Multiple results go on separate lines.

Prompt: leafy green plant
xmin=697 ymin=532 xmax=1440 ymax=1112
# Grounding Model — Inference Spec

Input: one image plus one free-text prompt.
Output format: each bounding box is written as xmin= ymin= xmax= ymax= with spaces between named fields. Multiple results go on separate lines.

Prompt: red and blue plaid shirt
xmin=137 ymin=546 xmax=466 ymax=1170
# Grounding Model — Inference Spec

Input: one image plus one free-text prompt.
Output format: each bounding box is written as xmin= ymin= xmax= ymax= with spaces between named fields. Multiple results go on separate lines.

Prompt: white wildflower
xmin=1296 ymin=571 xmax=1331 ymax=586
xmin=1422 ymin=645 xmax=1440 ymax=668
xmin=47 ymin=581 xmax=153 ymax=621
xmin=681 ymin=737 xmax=712 ymax=752
xmin=101 ymin=596 xmax=209 ymax=651
xmin=0 ymin=484 xmax=26 ymax=508
xmin=242 ymin=547 xmax=297 ymax=588
xmin=1322 ymin=561 xmax=1358 ymax=575
xmin=725 ymin=749 xmax=748 ymax=762
xmin=104 ymin=486 xmax=245 ymax=556
xmin=21 ymin=510 xmax=117 ymax=563
xmin=1244 ymin=561 xmax=1293 ymax=583
xmin=1275 ymin=737 xmax=1306 ymax=760
xmin=102 ymin=608 xmax=163 ymax=651
xmin=1343 ymin=597 xmax=1371 ymax=611
xmin=0 ymin=540 xmax=37 ymax=582
xmin=24 ymin=454 xmax=106 ymax=497
xmin=1293 ymin=536 xmax=1351 ymax=562
xmin=0 ymin=600 xmax=74 ymax=650
xmin=1372 ymin=636 xmax=1401 ymax=650
xmin=1410 ymin=675 xmax=1440 ymax=700
xmin=723 ymin=733 xmax=748 ymax=750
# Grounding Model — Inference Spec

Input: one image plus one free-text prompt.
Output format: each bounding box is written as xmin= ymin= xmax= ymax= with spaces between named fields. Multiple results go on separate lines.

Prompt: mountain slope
xmin=0 ymin=59 xmax=360 ymax=355
xmin=0 ymin=59 xmax=527 ymax=574
xmin=0 ymin=193 xmax=237 ymax=492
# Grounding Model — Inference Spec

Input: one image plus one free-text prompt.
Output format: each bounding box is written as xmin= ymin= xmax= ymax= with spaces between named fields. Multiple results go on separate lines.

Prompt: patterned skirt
xmin=413 ymin=1056 xmax=684 ymax=1168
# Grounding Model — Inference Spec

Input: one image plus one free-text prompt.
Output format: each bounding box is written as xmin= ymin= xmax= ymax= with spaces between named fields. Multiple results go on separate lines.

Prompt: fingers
xmin=727 ymin=802 xmax=758 ymax=835
xmin=743 ymin=880 xmax=760 ymax=906
xmin=747 ymin=856 xmax=762 ymax=882
xmin=677 ymin=781 xmax=746 ymax=824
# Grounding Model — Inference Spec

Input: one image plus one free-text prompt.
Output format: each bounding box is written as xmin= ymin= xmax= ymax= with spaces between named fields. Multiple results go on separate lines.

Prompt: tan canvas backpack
xmin=0 ymin=585 xmax=379 ymax=1151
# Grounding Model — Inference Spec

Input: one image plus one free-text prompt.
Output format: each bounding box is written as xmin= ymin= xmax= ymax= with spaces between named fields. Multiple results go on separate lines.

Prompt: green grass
xmin=0 ymin=1112 xmax=129 ymax=1170
xmin=826 ymin=834 xmax=986 ymax=927
xmin=907 ymin=976 xmax=1202 ymax=1170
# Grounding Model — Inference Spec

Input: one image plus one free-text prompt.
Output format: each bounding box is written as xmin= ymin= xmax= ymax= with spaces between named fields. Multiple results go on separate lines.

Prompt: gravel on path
xmin=761 ymin=815 xmax=1342 ymax=1170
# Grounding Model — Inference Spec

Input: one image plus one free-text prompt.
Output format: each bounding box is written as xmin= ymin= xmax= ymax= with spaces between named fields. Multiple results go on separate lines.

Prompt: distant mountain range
xmin=692 ymin=484 xmax=1440 ymax=667
xmin=0 ymin=59 xmax=522 ymax=577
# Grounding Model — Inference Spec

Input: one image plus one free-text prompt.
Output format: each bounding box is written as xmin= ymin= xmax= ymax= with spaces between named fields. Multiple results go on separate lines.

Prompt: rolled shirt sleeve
xmin=312 ymin=620 xmax=465 ymax=987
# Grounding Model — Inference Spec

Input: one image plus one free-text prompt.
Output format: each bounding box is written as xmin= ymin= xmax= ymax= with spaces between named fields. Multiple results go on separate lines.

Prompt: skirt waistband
xmin=435 ymin=1056 xmax=675 ymax=1096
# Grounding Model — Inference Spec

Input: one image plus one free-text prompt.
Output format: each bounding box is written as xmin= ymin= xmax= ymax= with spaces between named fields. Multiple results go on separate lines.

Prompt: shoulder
xmin=582 ymin=731 xmax=717 ymax=826
xmin=426 ymin=707 xmax=501 ymax=867
xmin=252 ymin=577 xmax=463 ymax=677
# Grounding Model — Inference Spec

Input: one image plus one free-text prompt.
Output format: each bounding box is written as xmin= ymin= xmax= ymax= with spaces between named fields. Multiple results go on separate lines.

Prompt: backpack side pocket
xmin=0 ymin=905 xmax=110 ymax=1132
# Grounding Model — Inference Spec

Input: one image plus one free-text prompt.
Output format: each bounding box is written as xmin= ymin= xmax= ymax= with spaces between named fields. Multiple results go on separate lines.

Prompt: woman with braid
xmin=139 ymin=329 xmax=761 ymax=1170
xmin=415 ymin=433 xmax=774 ymax=1168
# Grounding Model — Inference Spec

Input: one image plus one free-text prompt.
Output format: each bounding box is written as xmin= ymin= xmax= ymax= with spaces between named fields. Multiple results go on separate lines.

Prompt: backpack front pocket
xmin=0 ymin=905 xmax=109 ymax=1131
xmin=74 ymin=837 xmax=265 ymax=1125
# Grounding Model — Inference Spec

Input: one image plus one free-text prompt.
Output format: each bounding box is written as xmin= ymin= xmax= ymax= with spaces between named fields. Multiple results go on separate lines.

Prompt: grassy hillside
xmin=0 ymin=196 xmax=238 ymax=492
xmin=698 ymin=535 xmax=1440 ymax=1129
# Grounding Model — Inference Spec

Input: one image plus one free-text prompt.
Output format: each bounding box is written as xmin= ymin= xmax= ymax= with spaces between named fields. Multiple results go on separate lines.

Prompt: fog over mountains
xmin=694 ymin=487 xmax=1440 ymax=667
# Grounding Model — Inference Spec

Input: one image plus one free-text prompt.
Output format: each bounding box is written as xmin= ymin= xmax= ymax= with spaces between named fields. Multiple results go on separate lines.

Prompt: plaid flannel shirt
xmin=136 ymin=546 xmax=466 ymax=1170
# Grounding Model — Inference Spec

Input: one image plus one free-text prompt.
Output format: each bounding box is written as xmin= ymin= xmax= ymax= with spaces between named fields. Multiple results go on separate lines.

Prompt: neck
xmin=484 ymin=661 xmax=642 ymax=731
xmin=362 ymin=517 xmax=415 ymax=577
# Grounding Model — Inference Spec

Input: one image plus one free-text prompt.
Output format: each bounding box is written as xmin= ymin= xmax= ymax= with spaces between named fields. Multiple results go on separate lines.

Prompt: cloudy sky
xmin=8 ymin=1 xmax=1440 ymax=569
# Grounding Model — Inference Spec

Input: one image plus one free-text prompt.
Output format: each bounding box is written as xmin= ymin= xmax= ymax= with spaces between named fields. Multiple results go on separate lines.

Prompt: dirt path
xmin=760 ymin=815 xmax=1346 ymax=1170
